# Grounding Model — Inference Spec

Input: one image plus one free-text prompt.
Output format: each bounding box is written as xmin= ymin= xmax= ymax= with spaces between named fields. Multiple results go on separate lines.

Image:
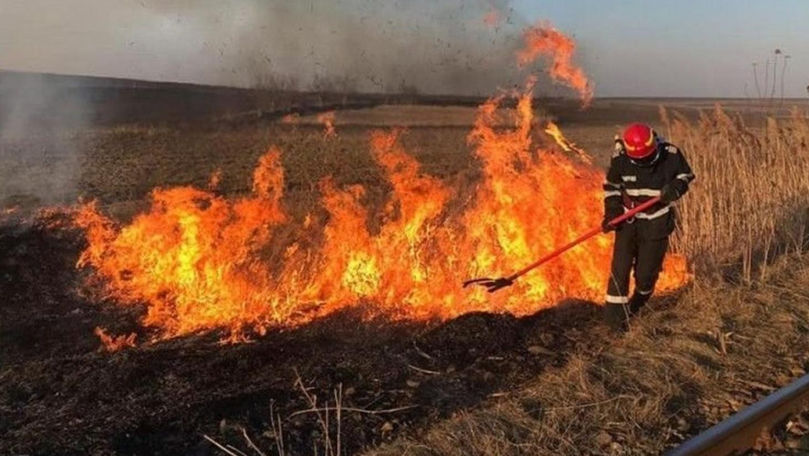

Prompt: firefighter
xmin=602 ymin=123 xmax=694 ymax=331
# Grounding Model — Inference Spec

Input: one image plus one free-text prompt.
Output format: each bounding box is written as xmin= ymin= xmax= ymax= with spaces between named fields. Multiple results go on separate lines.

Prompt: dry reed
xmin=663 ymin=106 xmax=809 ymax=282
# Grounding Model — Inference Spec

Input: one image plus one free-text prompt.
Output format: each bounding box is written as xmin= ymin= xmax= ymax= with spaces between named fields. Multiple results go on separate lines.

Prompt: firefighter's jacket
xmin=602 ymin=143 xmax=695 ymax=239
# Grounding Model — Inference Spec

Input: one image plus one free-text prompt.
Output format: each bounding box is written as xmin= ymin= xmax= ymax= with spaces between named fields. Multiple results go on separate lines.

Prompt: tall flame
xmin=517 ymin=22 xmax=594 ymax=105
xmin=74 ymin=88 xmax=688 ymax=341
xmin=76 ymin=149 xmax=288 ymax=338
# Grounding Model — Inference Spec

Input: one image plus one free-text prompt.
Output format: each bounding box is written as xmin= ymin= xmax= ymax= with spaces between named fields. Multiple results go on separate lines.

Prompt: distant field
xmin=3 ymin=88 xmax=803 ymax=212
xmin=0 ymin=101 xmax=691 ymax=212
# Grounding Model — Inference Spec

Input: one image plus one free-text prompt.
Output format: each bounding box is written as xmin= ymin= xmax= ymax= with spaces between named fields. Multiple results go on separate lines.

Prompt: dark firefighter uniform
xmin=602 ymin=129 xmax=695 ymax=330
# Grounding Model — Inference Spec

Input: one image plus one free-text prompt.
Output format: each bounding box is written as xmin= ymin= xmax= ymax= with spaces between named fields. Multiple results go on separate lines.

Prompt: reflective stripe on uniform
xmin=634 ymin=205 xmax=671 ymax=220
xmin=605 ymin=294 xmax=629 ymax=304
xmin=604 ymin=180 xmax=622 ymax=189
xmin=637 ymin=289 xmax=653 ymax=296
xmin=676 ymin=173 xmax=694 ymax=181
xmin=604 ymin=190 xmax=621 ymax=198
xmin=625 ymin=188 xmax=661 ymax=197
xmin=621 ymin=175 xmax=637 ymax=182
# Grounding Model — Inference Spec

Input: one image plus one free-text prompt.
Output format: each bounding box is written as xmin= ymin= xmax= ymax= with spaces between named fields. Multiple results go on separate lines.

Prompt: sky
xmin=0 ymin=0 xmax=807 ymax=98
xmin=517 ymin=0 xmax=809 ymax=98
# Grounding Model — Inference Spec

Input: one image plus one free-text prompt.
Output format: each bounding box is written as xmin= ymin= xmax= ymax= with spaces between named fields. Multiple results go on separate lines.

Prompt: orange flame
xmin=317 ymin=111 xmax=337 ymax=138
xmin=517 ymin=22 xmax=594 ymax=105
xmin=76 ymin=148 xmax=288 ymax=337
xmin=94 ymin=326 xmax=136 ymax=352
xmin=544 ymin=122 xmax=591 ymax=164
xmin=75 ymin=91 xmax=687 ymax=341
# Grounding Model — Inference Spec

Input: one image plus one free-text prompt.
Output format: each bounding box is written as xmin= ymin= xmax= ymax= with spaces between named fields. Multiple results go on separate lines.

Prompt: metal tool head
xmin=462 ymin=277 xmax=514 ymax=293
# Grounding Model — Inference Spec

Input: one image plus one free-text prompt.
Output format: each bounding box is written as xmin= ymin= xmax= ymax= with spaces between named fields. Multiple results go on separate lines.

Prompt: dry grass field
xmin=3 ymin=91 xmax=809 ymax=455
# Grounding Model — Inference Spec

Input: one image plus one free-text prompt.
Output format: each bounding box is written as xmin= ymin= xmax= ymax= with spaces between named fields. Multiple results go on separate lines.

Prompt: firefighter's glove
xmin=660 ymin=183 xmax=681 ymax=204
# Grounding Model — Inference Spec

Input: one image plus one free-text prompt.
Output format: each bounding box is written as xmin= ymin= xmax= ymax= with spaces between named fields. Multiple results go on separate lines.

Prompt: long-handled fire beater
xmin=463 ymin=196 xmax=662 ymax=293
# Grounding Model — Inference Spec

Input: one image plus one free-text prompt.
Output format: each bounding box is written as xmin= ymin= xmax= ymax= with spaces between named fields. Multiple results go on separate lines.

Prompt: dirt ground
xmin=2 ymin=86 xmax=807 ymax=455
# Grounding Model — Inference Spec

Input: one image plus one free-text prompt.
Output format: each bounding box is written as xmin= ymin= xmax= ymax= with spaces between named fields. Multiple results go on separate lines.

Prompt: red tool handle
xmin=507 ymin=196 xmax=662 ymax=281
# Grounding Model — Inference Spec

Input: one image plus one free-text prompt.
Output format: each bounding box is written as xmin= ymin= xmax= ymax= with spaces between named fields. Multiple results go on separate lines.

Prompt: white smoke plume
xmin=0 ymin=73 xmax=89 ymax=206
xmin=1 ymin=0 xmax=529 ymax=95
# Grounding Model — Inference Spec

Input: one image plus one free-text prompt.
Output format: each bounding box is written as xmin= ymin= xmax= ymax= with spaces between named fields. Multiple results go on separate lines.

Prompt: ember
xmin=94 ymin=326 xmax=136 ymax=352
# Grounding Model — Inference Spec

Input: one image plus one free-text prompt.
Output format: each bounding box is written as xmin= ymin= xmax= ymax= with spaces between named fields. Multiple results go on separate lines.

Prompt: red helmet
xmin=622 ymin=123 xmax=658 ymax=160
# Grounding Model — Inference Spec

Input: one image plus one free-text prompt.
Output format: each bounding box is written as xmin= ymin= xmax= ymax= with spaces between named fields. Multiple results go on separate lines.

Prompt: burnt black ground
xmin=0 ymin=213 xmax=615 ymax=456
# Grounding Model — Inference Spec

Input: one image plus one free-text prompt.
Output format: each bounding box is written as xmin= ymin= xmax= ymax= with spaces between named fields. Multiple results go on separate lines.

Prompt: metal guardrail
xmin=666 ymin=373 xmax=809 ymax=456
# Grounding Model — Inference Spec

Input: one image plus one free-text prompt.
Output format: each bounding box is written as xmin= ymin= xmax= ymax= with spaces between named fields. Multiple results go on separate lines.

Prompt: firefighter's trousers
xmin=603 ymin=221 xmax=669 ymax=330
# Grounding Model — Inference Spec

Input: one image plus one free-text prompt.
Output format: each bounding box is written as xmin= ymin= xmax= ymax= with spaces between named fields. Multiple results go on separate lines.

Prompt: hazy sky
xmin=519 ymin=0 xmax=809 ymax=98
xmin=0 ymin=0 xmax=807 ymax=97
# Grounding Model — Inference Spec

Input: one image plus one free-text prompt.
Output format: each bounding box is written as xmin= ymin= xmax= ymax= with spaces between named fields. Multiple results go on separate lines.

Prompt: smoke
xmin=2 ymin=0 xmax=531 ymax=95
xmin=229 ymin=0 xmax=529 ymax=94
xmin=0 ymin=72 xmax=90 ymax=207
xmin=132 ymin=0 xmax=530 ymax=94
